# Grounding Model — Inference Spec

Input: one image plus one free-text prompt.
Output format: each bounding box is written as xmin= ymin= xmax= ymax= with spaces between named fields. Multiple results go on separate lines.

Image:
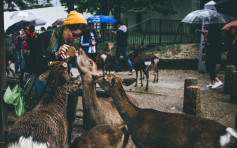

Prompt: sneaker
xmin=211 ymin=81 xmax=223 ymax=89
xmin=206 ymin=83 xmax=213 ymax=88
xmin=128 ymin=69 xmax=135 ymax=75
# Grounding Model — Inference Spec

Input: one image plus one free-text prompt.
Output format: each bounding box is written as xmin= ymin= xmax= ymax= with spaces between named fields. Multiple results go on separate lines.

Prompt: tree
xmin=60 ymin=0 xmax=176 ymax=22
xmin=4 ymin=0 xmax=53 ymax=11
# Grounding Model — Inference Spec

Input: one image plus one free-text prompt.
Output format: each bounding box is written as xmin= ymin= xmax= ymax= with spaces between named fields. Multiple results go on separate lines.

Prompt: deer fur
xmin=96 ymin=74 xmax=237 ymax=148
xmin=76 ymin=48 xmax=139 ymax=130
xmin=7 ymin=61 xmax=75 ymax=148
xmin=133 ymin=44 xmax=159 ymax=91
xmin=71 ymin=124 xmax=129 ymax=148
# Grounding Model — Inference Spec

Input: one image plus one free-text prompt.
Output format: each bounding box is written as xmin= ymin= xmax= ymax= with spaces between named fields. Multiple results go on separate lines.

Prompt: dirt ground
xmin=69 ymin=68 xmax=237 ymax=147
xmin=6 ymin=44 xmax=236 ymax=147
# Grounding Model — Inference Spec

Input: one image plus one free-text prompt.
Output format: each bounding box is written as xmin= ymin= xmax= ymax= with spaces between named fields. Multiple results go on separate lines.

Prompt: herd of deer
xmin=6 ymin=46 xmax=237 ymax=148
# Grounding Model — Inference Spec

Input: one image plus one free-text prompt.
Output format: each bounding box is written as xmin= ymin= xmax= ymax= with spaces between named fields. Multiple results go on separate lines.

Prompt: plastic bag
xmin=3 ymin=84 xmax=26 ymax=116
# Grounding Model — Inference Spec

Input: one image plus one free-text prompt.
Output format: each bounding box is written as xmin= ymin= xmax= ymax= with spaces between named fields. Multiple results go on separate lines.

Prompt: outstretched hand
xmin=55 ymin=44 xmax=70 ymax=59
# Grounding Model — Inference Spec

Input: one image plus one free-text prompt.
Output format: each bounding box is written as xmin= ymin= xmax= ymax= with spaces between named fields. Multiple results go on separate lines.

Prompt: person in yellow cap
xmin=21 ymin=10 xmax=87 ymax=146
xmin=25 ymin=10 xmax=87 ymax=74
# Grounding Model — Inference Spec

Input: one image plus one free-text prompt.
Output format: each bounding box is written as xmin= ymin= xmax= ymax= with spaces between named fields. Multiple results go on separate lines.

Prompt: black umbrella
xmin=6 ymin=20 xmax=31 ymax=35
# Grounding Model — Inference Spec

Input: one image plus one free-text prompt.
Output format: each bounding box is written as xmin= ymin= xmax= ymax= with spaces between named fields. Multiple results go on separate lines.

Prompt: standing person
xmin=23 ymin=25 xmax=37 ymax=72
xmin=80 ymin=23 xmax=101 ymax=62
xmin=225 ymin=26 xmax=237 ymax=65
xmin=205 ymin=24 xmax=223 ymax=89
xmin=11 ymin=25 xmax=25 ymax=74
xmin=112 ymin=21 xmax=134 ymax=75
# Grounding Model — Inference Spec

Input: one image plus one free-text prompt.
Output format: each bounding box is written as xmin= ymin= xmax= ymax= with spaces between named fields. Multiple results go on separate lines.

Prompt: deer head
xmin=39 ymin=60 xmax=70 ymax=85
xmin=96 ymin=74 xmax=136 ymax=91
xmin=76 ymin=48 xmax=98 ymax=82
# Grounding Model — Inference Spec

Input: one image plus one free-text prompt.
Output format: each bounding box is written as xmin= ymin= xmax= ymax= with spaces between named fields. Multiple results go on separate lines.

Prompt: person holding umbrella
xmin=197 ymin=23 xmax=223 ymax=89
xmin=11 ymin=25 xmax=25 ymax=74
xmin=224 ymin=26 xmax=237 ymax=66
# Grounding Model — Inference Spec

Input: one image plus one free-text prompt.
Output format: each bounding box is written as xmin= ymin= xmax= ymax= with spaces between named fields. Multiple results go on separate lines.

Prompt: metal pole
xmin=0 ymin=0 xmax=8 ymax=144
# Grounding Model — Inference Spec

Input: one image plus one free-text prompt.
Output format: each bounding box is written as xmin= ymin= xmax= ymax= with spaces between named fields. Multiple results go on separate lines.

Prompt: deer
xmin=96 ymin=42 xmax=114 ymax=75
xmin=76 ymin=48 xmax=139 ymax=130
xmin=71 ymin=124 xmax=129 ymax=148
xmin=96 ymin=74 xmax=237 ymax=148
xmin=133 ymin=44 xmax=159 ymax=91
xmin=7 ymin=61 xmax=81 ymax=148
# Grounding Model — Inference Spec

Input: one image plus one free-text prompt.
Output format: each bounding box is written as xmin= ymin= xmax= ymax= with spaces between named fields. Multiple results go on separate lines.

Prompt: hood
xmin=118 ymin=25 xmax=127 ymax=32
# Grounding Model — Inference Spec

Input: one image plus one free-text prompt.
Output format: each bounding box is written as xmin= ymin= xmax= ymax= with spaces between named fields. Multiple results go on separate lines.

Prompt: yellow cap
xmin=63 ymin=10 xmax=87 ymax=25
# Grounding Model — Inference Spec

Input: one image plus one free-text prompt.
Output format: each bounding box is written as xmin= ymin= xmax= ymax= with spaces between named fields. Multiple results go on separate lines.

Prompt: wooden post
xmin=183 ymin=86 xmax=201 ymax=116
xmin=184 ymin=77 xmax=198 ymax=91
xmin=0 ymin=0 xmax=7 ymax=145
xmin=224 ymin=65 xmax=236 ymax=93
xmin=183 ymin=77 xmax=199 ymax=116
xmin=230 ymin=71 xmax=237 ymax=103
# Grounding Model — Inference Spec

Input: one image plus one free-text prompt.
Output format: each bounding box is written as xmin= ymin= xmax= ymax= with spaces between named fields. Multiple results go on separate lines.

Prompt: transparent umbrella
xmin=10 ymin=11 xmax=36 ymax=22
xmin=181 ymin=9 xmax=235 ymax=24
xmin=52 ymin=18 xmax=65 ymax=26
xmin=29 ymin=19 xmax=46 ymax=26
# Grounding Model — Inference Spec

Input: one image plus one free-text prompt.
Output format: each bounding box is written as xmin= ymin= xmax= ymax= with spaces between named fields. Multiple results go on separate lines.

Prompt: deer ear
xmin=122 ymin=78 xmax=136 ymax=86
xmin=111 ymin=77 xmax=116 ymax=87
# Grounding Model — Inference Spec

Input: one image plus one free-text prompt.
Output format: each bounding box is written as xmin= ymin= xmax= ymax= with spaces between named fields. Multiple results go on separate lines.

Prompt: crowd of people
xmin=9 ymin=10 xmax=237 ymax=93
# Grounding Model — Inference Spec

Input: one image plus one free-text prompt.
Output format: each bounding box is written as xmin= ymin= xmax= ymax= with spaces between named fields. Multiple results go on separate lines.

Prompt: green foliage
xmin=60 ymin=0 xmax=177 ymax=20
xmin=4 ymin=0 xmax=53 ymax=11
xmin=123 ymin=0 xmax=177 ymax=15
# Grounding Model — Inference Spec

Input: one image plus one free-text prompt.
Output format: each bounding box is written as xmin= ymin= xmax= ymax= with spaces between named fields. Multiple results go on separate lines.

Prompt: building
xmin=121 ymin=0 xmax=200 ymax=27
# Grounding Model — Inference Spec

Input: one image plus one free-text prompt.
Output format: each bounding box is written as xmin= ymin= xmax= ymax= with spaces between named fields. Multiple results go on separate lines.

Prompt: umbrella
xmin=181 ymin=9 xmax=233 ymax=24
xmin=87 ymin=15 xmax=117 ymax=23
xmin=29 ymin=19 xmax=46 ymax=26
xmin=6 ymin=20 xmax=31 ymax=35
xmin=222 ymin=21 xmax=237 ymax=30
xmin=10 ymin=11 xmax=36 ymax=22
xmin=52 ymin=18 xmax=65 ymax=26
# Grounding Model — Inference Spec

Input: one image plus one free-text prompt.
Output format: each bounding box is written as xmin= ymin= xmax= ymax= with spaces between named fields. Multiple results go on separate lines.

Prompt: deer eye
xmin=89 ymin=60 xmax=93 ymax=65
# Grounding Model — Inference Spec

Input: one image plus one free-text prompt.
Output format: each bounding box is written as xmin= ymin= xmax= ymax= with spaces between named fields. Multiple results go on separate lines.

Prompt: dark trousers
xmin=206 ymin=60 xmax=217 ymax=81
xmin=114 ymin=49 xmax=133 ymax=72
xmin=13 ymin=48 xmax=25 ymax=72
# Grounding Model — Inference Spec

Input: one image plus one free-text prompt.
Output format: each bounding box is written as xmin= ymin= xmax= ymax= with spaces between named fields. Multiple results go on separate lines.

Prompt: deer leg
xmin=156 ymin=69 xmax=158 ymax=83
xmin=103 ymin=66 xmax=105 ymax=79
xmin=145 ymin=70 xmax=149 ymax=91
xmin=140 ymin=70 xmax=143 ymax=87
xmin=135 ymin=70 xmax=138 ymax=87
xmin=153 ymin=72 xmax=156 ymax=83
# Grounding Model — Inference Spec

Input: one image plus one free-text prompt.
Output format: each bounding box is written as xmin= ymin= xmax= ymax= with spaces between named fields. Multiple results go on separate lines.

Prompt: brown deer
xmin=76 ymin=48 xmax=138 ymax=130
xmin=133 ymin=46 xmax=159 ymax=90
xmin=8 ymin=61 xmax=78 ymax=148
xmin=96 ymin=74 xmax=237 ymax=148
xmin=71 ymin=124 xmax=129 ymax=148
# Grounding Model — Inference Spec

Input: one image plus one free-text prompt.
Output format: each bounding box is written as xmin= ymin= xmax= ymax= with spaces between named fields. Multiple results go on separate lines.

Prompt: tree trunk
xmin=224 ymin=65 xmax=236 ymax=93
xmin=0 ymin=0 xmax=7 ymax=145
